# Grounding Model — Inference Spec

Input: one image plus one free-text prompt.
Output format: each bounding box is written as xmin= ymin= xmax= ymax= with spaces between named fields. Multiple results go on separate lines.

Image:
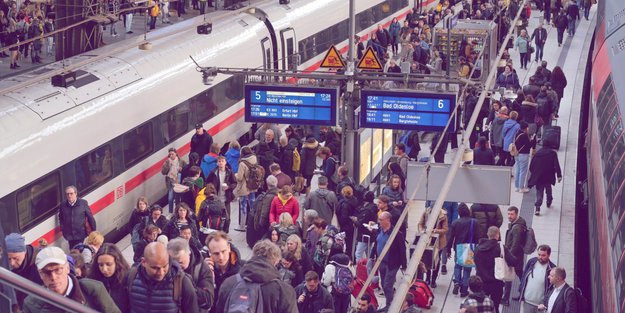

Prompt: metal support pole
xmin=343 ymin=0 xmax=356 ymax=178
xmin=446 ymin=19 xmax=451 ymax=78
xmin=387 ymin=1 xmax=528 ymax=312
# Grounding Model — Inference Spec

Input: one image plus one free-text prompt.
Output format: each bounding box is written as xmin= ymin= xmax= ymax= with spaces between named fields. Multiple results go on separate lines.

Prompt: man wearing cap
xmin=22 ymin=246 xmax=121 ymax=312
xmin=5 ymin=233 xmax=43 ymax=308
xmin=58 ymin=185 xmax=96 ymax=249
xmin=191 ymin=123 xmax=213 ymax=158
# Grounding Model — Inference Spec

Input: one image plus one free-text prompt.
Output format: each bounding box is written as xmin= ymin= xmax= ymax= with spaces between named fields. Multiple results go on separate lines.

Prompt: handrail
xmin=0 ymin=267 xmax=99 ymax=313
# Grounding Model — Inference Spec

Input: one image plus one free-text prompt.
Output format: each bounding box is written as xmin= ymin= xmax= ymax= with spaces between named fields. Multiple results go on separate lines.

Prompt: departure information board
xmin=360 ymin=89 xmax=457 ymax=131
xmin=245 ymin=85 xmax=338 ymax=126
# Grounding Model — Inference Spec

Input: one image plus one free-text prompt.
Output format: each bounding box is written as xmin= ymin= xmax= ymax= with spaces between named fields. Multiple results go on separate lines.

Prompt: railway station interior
xmin=0 ymin=0 xmax=622 ymax=312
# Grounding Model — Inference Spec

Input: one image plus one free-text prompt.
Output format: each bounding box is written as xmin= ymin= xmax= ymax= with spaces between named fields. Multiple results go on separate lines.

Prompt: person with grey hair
xmin=247 ymin=175 xmax=280 ymax=248
xmin=167 ymin=238 xmax=215 ymax=312
xmin=59 ymin=185 xmax=96 ymax=249
xmin=303 ymin=176 xmax=338 ymax=225
xmin=216 ymin=240 xmax=298 ymax=313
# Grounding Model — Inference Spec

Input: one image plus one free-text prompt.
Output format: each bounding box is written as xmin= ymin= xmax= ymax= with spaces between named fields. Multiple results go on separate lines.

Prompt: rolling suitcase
xmin=542 ymin=124 xmax=561 ymax=150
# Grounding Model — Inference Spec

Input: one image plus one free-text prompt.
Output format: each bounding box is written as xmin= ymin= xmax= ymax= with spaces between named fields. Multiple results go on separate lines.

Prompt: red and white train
xmin=0 ymin=0 xmax=439 ymax=247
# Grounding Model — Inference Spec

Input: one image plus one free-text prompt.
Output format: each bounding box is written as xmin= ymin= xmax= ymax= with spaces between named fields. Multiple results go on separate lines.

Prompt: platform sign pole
xmin=343 ymin=0 xmax=357 ymax=181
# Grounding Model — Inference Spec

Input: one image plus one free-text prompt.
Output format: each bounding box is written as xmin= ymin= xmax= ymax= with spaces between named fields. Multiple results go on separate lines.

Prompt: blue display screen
xmin=245 ymin=85 xmax=338 ymax=126
xmin=360 ymin=90 xmax=456 ymax=132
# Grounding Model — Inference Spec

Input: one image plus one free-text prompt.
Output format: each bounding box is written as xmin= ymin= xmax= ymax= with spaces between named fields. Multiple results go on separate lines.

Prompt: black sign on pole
xmin=245 ymin=84 xmax=338 ymax=126
xmin=360 ymin=89 xmax=457 ymax=132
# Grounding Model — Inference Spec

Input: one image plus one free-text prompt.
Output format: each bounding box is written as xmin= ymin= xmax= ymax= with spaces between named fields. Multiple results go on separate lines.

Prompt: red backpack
xmin=409 ymin=279 xmax=434 ymax=309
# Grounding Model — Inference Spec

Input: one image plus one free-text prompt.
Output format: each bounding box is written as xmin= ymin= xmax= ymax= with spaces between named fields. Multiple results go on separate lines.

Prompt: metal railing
xmin=0 ymin=267 xmax=99 ymax=313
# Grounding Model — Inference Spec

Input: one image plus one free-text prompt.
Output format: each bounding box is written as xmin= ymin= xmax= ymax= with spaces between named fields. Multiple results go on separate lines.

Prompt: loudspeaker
xmin=51 ymin=72 xmax=76 ymax=88
xmin=197 ymin=22 xmax=212 ymax=35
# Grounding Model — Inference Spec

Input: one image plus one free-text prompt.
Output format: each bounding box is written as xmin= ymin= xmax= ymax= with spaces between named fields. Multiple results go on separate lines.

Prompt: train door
xmin=261 ymin=37 xmax=272 ymax=70
xmin=279 ymin=27 xmax=298 ymax=71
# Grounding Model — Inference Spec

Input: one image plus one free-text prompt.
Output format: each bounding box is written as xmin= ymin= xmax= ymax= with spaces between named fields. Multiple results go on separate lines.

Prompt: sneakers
xmin=515 ymin=188 xmax=520 ymax=192
xmin=452 ymin=284 xmax=460 ymax=295
xmin=430 ymin=281 xmax=437 ymax=288
xmin=535 ymin=207 xmax=540 ymax=216
xmin=441 ymin=265 xmax=447 ymax=275
xmin=521 ymin=188 xmax=530 ymax=193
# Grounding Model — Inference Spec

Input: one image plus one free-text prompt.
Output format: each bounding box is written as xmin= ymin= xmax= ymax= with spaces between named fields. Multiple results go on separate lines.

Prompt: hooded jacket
xmin=336 ymin=196 xmax=359 ymax=234
xmin=490 ymin=114 xmax=508 ymax=148
xmin=270 ymin=194 xmax=300 ymax=225
xmin=519 ymin=256 xmax=556 ymax=302
xmin=300 ymin=139 xmax=320 ymax=177
xmin=474 ymin=238 xmax=516 ymax=283
xmin=216 ymin=256 xmax=298 ymax=313
xmin=224 ymin=147 xmax=240 ymax=173
xmin=502 ymin=119 xmax=521 ymax=152
xmin=528 ymin=148 xmax=562 ymax=187
xmin=303 ymin=187 xmax=338 ymax=227
xmin=234 ymin=154 xmax=259 ymax=196
xmin=505 ymin=216 xmax=527 ymax=270
xmin=521 ymin=100 xmax=538 ymax=123
xmin=23 ymin=275 xmax=121 ymax=313
xmin=321 ymin=253 xmax=350 ymax=293
xmin=446 ymin=216 xmax=479 ymax=252
xmin=12 ymin=245 xmax=43 ymax=306
xmin=200 ymin=153 xmax=219 ymax=178
xmin=470 ymin=203 xmax=503 ymax=240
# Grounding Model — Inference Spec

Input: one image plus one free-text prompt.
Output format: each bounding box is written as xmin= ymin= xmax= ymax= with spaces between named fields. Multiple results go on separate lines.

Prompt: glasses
xmin=39 ymin=266 xmax=65 ymax=277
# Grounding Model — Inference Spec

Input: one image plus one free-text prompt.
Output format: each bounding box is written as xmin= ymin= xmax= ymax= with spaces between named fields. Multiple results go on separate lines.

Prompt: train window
xmin=75 ymin=145 xmax=114 ymax=194
xmin=195 ymin=75 xmax=244 ymax=124
xmin=16 ymin=172 xmax=61 ymax=231
xmin=161 ymin=104 xmax=190 ymax=143
xmin=123 ymin=122 xmax=154 ymax=168
xmin=0 ymin=195 xmax=19 ymax=234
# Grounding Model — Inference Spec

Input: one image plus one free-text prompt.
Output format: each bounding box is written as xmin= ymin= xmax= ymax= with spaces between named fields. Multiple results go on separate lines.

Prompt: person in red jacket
xmin=270 ymin=185 xmax=300 ymax=226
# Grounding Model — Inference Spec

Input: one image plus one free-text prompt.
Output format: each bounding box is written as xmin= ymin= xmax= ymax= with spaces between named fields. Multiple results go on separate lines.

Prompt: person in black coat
xmin=351 ymin=191 xmax=378 ymax=260
xmin=206 ymin=157 xmax=237 ymax=232
xmin=190 ymin=123 xmax=213 ymax=159
xmin=473 ymin=136 xmax=495 ymax=165
xmin=295 ymin=271 xmax=334 ymax=313
xmin=537 ymin=267 xmax=577 ymax=313
xmin=300 ymin=136 xmax=320 ymax=188
xmin=554 ymin=10 xmax=568 ymax=46
xmin=528 ymin=147 xmax=562 ymax=215
xmin=59 ymin=186 xmax=96 ymax=248
xmin=530 ymin=23 xmax=547 ymax=62
xmin=336 ymin=187 xmax=359 ymax=259
xmin=474 ymin=226 xmax=516 ymax=312
xmin=550 ymin=66 xmax=568 ymax=108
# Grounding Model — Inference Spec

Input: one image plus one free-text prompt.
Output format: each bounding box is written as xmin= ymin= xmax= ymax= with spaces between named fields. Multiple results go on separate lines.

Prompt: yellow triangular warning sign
xmin=320 ymin=45 xmax=346 ymax=69
xmin=357 ymin=46 xmax=383 ymax=70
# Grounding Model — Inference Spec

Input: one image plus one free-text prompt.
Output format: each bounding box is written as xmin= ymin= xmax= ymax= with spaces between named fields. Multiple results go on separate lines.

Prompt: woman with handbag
xmin=513 ymin=122 xmax=537 ymax=193
xmin=514 ymin=29 xmax=531 ymax=70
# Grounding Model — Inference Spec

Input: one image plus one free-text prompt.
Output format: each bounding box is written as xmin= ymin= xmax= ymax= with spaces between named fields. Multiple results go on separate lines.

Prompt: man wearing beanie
xmin=5 ymin=233 xmax=43 ymax=308
xmin=22 ymin=246 xmax=121 ymax=313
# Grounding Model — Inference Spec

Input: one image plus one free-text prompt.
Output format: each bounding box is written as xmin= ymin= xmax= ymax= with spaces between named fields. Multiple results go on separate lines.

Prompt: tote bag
xmin=455 ymin=220 xmax=476 ymax=268
xmin=494 ymin=244 xmax=516 ymax=281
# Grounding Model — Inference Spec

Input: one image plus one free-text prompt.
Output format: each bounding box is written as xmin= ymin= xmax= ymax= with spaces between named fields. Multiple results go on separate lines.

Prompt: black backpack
xmin=567 ymin=286 xmax=589 ymax=313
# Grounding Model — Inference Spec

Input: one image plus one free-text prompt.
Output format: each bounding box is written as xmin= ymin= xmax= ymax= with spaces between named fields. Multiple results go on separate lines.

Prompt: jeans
xmin=149 ymin=16 xmax=157 ymax=29
xmin=199 ymin=1 xmax=206 ymax=14
xmin=453 ymin=264 xmax=472 ymax=294
xmin=46 ymin=37 xmax=54 ymax=55
xmin=519 ymin=52 xmax=529 ymax=68
xmin=515 ymin=153 xmax=530 ymax=189
xmin=355 ymin=241 xmax=369 ymax=260
xmin=161 ymin=2 xmax=169 ymax=22
xmin=535 ymin=43 xmax=544 ymax=61
xmin=379 ymin=262 xmax=399 ymax=305
xmin=568 ymin=18 xmax=576 ymax=36
xmin=522 ymin=302 xmax=540 ymax=313
xmin=125 ymin=13 xmax=133 ymax=32
xmin=535 ymin=183 xmax=553 ymax=208
xmin=167 ymin=186 xmax=175 ymax=213
xmin=109 ymin=21 xmax=117 ymax=35
xmin=584 ymin=6 xmax=590 ymax=19
xmin=239 ymin=192 xmax=256 ymax=215
xmin=366 ymin=258 xmax=380 ymax=285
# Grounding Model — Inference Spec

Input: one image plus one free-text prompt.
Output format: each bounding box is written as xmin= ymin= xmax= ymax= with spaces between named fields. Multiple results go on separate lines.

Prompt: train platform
xmin=115 ymin=4 xmax=598 ymax=313
xmin=0 ymin=1 xmax=258 ymax=79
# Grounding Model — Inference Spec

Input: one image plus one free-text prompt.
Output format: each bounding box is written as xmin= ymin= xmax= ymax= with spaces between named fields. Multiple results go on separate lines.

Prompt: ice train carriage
xmin=0 ymin=0 xmax=438 ymax=247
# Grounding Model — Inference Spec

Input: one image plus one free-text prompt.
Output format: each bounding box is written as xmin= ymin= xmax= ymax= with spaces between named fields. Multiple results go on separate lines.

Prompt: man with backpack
xmin=295 ymin=271 xmax=334 ymax=313
xmin=321 ymin=253 xmax=352 ymax=313
xmin=216 ymin=240 xmax=298 ymax=313
xmin=395 ymin=143 xmax=410 ymax=176
xmin=167 ymin=238 xmax=214 ymax=313
xmin=234 ymin=147 xmax=263 ymax=232
xmin=303 ymin=176 xmax=338 ymax=227
xmin=128 ymin=242 xmax=199 ymax=313
xmin=501 ymin=206 xmax=527 ymax=306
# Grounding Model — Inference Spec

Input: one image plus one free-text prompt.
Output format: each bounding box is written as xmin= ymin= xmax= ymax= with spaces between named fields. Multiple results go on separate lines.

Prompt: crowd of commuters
xmin=0 ymin=0 xmax=590 ymax=311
